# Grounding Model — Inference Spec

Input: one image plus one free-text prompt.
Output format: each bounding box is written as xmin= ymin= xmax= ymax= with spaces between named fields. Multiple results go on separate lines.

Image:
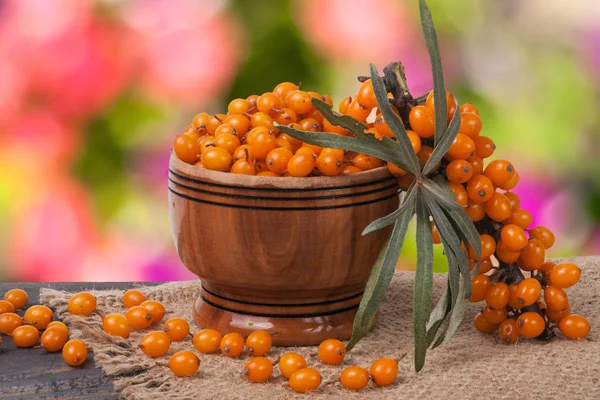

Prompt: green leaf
xmin=413 ymin=190 xmax=434 ymax=372
xmin=346 ymin=192 xmax=417 ymax=351
xmin=421 ymin=179 xmax=463 ymax=211
xmin=362 ymin=182 xmax=415 ymax=235
xmin=425 ymin=284 xmax=451 ymax=347
xmin=441 ymin=278 xmax=468 ymax=344
xmin=369 ymin=64 xmax=421 ymax=175
xmin=430 ymin=244 xmax=460 ymax=348
xmin=422 ymin=105 xmax=460 ymax=175
xmin=419 ymin=0 xmax=447 ymax=146
xmin=311 ymin=98 xmax=368 ymax=135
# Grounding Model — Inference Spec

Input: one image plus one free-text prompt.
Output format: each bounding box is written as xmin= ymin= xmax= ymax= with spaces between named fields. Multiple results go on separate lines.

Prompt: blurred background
xmin=0 ymin=0 xmax=598 ymax=281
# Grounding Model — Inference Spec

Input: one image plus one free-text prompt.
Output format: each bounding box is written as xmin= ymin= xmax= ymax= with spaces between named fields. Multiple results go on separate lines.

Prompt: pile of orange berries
xmin=174 ymin=81 xmax=398 ymax=177
xmin=409 ymin=91 xmax=591 ymax=344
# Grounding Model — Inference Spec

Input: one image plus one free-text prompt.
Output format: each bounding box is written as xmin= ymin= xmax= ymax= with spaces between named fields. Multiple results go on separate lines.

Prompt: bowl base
xmin=192 ymin=286 xmax=360 ymax=346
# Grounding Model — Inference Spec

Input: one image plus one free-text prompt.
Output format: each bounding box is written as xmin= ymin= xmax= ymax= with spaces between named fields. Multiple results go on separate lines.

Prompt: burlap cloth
xmin=40 ymin=256 xmax=600 ymax=400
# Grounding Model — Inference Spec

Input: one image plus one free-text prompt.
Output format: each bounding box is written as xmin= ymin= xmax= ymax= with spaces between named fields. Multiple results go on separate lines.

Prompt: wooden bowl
xmin=169 ymin=153 xmax=399 ymax=345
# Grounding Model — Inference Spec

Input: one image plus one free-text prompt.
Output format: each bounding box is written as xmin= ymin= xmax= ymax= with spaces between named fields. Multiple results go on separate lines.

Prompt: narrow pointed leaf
xmin=431 ymin=248 xmax=460 ymax=349
xmin=423 ymin=105 xmax=460 ymax=175
xmin=419 ymin=0 xmax=447 ymax=146
xmin=442 ymin=278 xmax=468 ymax=344
xmin=369 ymin=64 xmax=421 ymax=175
xmin=421 ymin=179 xmax=463 ymax=211
xmin=425 ymin=284 xmax=451 ymax=347
xmin=362 ymin=183 xmax=414 ymax=235
xmin=413 ymin=190 xmax=434 ymax=372
xmin=311 ymin=98 xmax=368 ymax=135
xmin=347 ymin=193 xmax=416 ymax=350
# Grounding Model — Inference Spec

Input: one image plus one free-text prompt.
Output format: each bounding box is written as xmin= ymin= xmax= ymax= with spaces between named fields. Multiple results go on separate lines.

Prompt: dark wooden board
xmin=0 ymin=282 xmax=160 ymax=400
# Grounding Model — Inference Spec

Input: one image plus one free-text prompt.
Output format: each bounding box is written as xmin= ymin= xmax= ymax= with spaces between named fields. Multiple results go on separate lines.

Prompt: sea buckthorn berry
xmin=485 ymin=193 xmax=512 ymax=222
xmin=224 ymin=115 xmax=251 ymax=139
xmin=467 ymin=175 xmax=494 ymax=203
xmin=469 ymin=274 xmax=491 ymax=303
xmin=507 ymin=283 xmax=521 ymax=309
xmin=250 ymin=131 xmax=278 ymax=159
xmin=63 ymin=339 xmax=88 ymax=367
xmin=168 ymin=351 xmax=200 ymax=377
xmin=201 ymin=147 xmax=232 ymax=172
xmin=346 ymin=99 xmax=371 ymax=121
xmin=184 ymin=126 xmax=200 ymax=142
xmin=342 ymin=165 xmax=362 ymax=175
xmin=474 ymin=312 xmax=498 ymax=334
xmin=67 ymin=292 xmax=97 ymax=316
xmin=509 ymin=209 xmax=533 ymax=229
xmin=140 ymin=300 xmax=166 ymax=324
xmin=174 ymin=135 xmax=201 ymax=164
xmin=192 ymin=113 xmax=210 ymax=134
xmin=353 ymin=154 xmax=383 ymax=171
xmin=102 ymin=314 xmax=131 ymax=338
xmin=448 ymin=182 xmax=468 ymax=206
xmin=559 ymin=315 xmax=590 ymax=340
xmin=470 ymin=258 xmax=492 ymax=274
xmin=227 ymin=98 xmax=251 ymax=115
xmin=446 ymin=160 xmax=473 ymax=184
xmin=460 ymin=103 xmax=479 ymax=115
xmin=278 ymin=132 xmax=302 ymax=148
xmin=498 ymin=319 xmax=520 ymax=344
xmin=447 ymin=133 xmax=476 ymax=160
xmin=245 ymin=330 xmax=272 ymax=356
xmin=273 ymin=82 xmax=299 ymax=100
xmin=528 ymin=226 xmax=555 ymax=249
xmin=484 ymin=160 xmax=516 ymax=186
xmin=198 ymin=135 xmax=216 ymax=154
xmin=406 ymin=130 xmax=422 ymax=154
xmin=250 ymin=112 xmax=275 ymax=130
xmin=544 ymin=286 xmax=569 ymax=311
xmin=214 ymin=123 xmax=237 ymax=138
xmin=409 ymin=105 xmax=435 ymax=138
xmin=495 ymin=240 xmax=522 ymax=264
xmin=540 ymin=261 xmax=556 ymax=274
xmin=417 ymin=145 xmax=438 ymax=170
xmin=504 ymin=192 xmax=520 ymax=210
xmin=123 ymin=290 xmax=146 ymax=309
xmin=465 ymin=201 xmax=486 ymax=222
xmin=485 ymin=282 xmax=510 ymax=309
xmin=206 ymin=114 xmax=226 ymax=135
xmin=125 ymin=306 xmax=153 ymax=330
xmin=482 ymin=305 xmax=507 ymax=324
xmin=287 ymin=153 xmax=316 ymax=177
xmin=316 ymin=153 xmax=343 ymax=176
xmin=387 ymin=163 xmax=407 ymax=176
xmin=193 ymin=329 xmax=223 ymax=353
xmin=215 ymin=133 xmax=241 ymax=154
xmin=279 ymin=352 xmax=307 ymax=379
xmin=469 ymin=234 xmax=496 ymax=260
xmin=357 ymin=79 xmax=378 ymax=109
xmin=231 ymin=159 xmax=257 ymax=175
xmin=47 ymin=321 xmax=69 ymax=334
xmin=300 ymin=142 xmax=322 ymax=156
xmin=374 ymin=115 xmax=394 ymax=138
xmin=221 ymin=332 xmax=245 ymax=358
xmin=274 ymin=108 xmax=297 ymax=125
xmin=547 ymin=305 xmax=570 ymax=323
xmin=320 ymin=148 xmax=345 ymax=161
xmin=139 ymin=331 xmax=171 ymax=358
xmin=426 ymin=90 xmax=457 ymax=122
xmin=4 ymin=289 xmax=28 ymax=309
xmin=266 ymin=148 xmax=294 ymax=174
xmin=472 ymin=136 xmax=495 ymax=159
xmin=318 ymin=338 xmax=346 ymax=365
xmin=458 ymin=112 xmax=482 ymax=137
xmin=0 ymin=300 xmax=16 ymax=315
xmin=549 ymin=263 xmax=581 ymax=288
xmin=11 ymin=325 xmax=40 ymax=348
xmin=285 ymin=91 xmax=314 ymax=115
xmin=246 ymin=94 xmax=259 ymax=110
xmin=515 ymin=278 xmax=542 ymax=307
xmin=340 ymin=366 xmax=370 ymax=391
xmin=339 ymin=96 xmax=353 ymax=113
xmin=24 ymin=305 xmax=53 ymax=330
xmin=258 ymin=171 xmax=278 ymax=177
xmin=499 ymin=171 xmax=520 ymax=191
xmin=41 ymin=326 xmax=68 ymax=352
xmin=257 ymin=92 xmax=283 ymax=116
xmin=289 ymin=368 xmax=321 ymax=393
xmin=323 ymin=118 xmax=350 ymax=136
xmin=370 ymin=357 xmax=399 ymax=386
xmin=233 ymin=144 xmax=256 ymax=163
xmin=468 ymin=155 xmax=484 ymax=176
xmin=517 ymin=312 xmax=546 ymax=338
xmin=517 ymin=239 xmax=546 ymax=271
xmin=0 ymin=312 xmax=23 ymax=334
xmin=243 ymin=357 xmax=274 ymax=383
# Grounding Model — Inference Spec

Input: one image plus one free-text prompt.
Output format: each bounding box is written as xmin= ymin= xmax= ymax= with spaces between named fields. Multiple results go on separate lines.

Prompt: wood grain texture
xmin=0 ymin=282 xmax=158 ymax=400
xmin=169 ymin=153 xmax=400 ymax=345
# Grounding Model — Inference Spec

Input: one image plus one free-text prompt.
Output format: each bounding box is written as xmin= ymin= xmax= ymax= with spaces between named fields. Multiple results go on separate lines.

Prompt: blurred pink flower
xmin=123 ymin=0 xmax=241 ymax=106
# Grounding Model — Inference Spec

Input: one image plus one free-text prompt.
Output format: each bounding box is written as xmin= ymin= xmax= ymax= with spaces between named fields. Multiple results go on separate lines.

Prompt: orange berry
xmin=485 ymin=192 xmax=512 ymax=222
xmin=201 ymin=147 xmax=233 ymax=172
xmin=517 ymin=312 xmax=545 ymax=338
xmin=505 ymin=192 xmax=520 ymax=210
xmin=509 ymin=209 xmax=533 ymax=229
xmin=63 ymin=339 xmax=88 ymax=367
xmin=559 ymin=315 xmax=590 ymax=339
xmin=498 ymin=171 xmax=520 ymax=191
xmin=469 ymin=234 xmax=496 ymax=260
xmin=215 ymin=133 xmax=241 ymax=154
xmin=174 ymin=135 xmax=201 ymax=164
xmin=224 ymin=115 xmax=251 ymax=140
xmin=11 ymin=325 xmax=40 ymax=348
xmin=257 ymin=171 xmax=278 ymax=177
xmin=482 ymin=305 xmax=507 ymax=325
xmin=464 ymin=201 xmax=485 ymax=222
xmin=287 ymin=153 xmax=316 ymax=177
xmin=233 ymin=144 xmax=256 ymax=163
xmin=24 ymin=305 xmax=53 ymax=330
xmin=169 ymin=351 xmax=200 ymax=377
xmin=231 ymin=159 xmax=257 ymax=175
xmin=227 ymin=98 xmax=252 ymax=115
xmin=549 ymin=263 xmax=581 ymax=289
xmin=500 ymin=224 xmax=528 ymax=251
xmin=245 ymin=330 xmax=272 ymax=356
xmin=469 ymin=274 xmax=491 ymax=303
xmin=460 ymin=103 xmax=479 ymax=115
xmin=316 ymin=153 xmax=343 ymax=176
xmin=257 ymin=92 xmax=283 ymax=116
xmin=243 ymin=357 xmax=274 ymax=383
xmin=409 ymin=105 xmax=435 ymax=138
xmin=163 ymin=318 xmax=190 ymax=342
xmin=357 ymin=79 xmax=378 ymax=109
xmin=342 ymin=165 xmax=362 ymax=175
xmin=123 ymin=290 xmax=147 ymax=309
xmin=198 ymin=135 xmax=216 ymax=154
xmin=448 ymin=182 xmax=468 ymax=206
xmin=446 ymin=133 xmax=476 ymax=160
xmin=140 ymin=300 xmax=166 ymax=324
xmin=192 ymin=328 xmax=223 ymax=354
xmin=0 ymin=300 xmax=15 ymax=315
xmin=266 ymin=147 xmax=293 ymax=174
xmin=528 ymin=226 xmax=555 ymax=249
xmin=317 ymin=338 xmax=346 ymax=365
xmin=102 ymin=314 xmax=131 ymax=338
xmin=546 ymin=305 xmax=570 ymax=323
xmin=246 ymin=94 xmax=259 ymax=111
xmin=425 ymin=90 xmax=457 ymax=122
xmin=369 ymin=357 xmax=399 ymax=386
xmin=515 ymin=278 xmax=542 ymax=307
xmin=205 ymin=114 xmax=226 ymax=136
xmin=544 ymin=286 xmax=569 ymax=311
xmin=458 ymin=112 xmax=482 ymax=137
xmin=139 ymin=331 xmax=171 ymax=358
xmin=41 ymin=326 xmax=69 ymax=352
xmin=467 ymin=175 xmax=494 ymax=203
xmin=285 ymin=91 xmax=314 ymax=115
xmin=346 ymin=99 xmax=371 ymax=121
xmin=472 ymin=136 xmax=495 ymax=158
xmin=47 ymin=321 xmax=69 ymax=335
xmin=539 ymin=261 xmax=556 ymax=275
xmin=214 ymin=123 xmax=237 ymax=138
xmin=495 ymin=240 xmax=522 ymax=264
xmin=471 ymin=258 xmax=493 ymax=274
xmin=417 ymin=145 xmax=438 ymax=170
xmin=484 ymin=160 xmax=516 ymax=186
xmin=474 ymin=312 xmax=498 ymax=334
xmin=374 ymin=115 xmax=394 ymax=138
xmin=4 ymin=288 xmax=28 ymax=309
xmin=273 ymin=107 xmax=297 ymax=125
xmin=278 ymin=352 xmax=307 ymax=379
xmin=353 ymin=154 xmax=383 ymax=171
xmin=273 ymin=82 xmax=299 ymax=100
xmin=446 ymin=160 xmax=473 ymax=184
xmin=340 ymin=366 xmax=370 ymax=391
xmin=289 ymin=368 xmax=321 ymax=393
xmin=67 ymin=292 xmax=97 ymax=316
xmin=517 ymin=239 xmax=546 ymax=271
xmin=250 ymin=112 xmax=275 ymax=130
xmin=468 ymin=155 xmax=484 ymax=175
xmin=498 ymin=319 xmax=520 ymax=344
xmin=125 ymin=306 xmax=153 ymax=330
xmin=485 ymin=282 xmax=510 ymax=310
xmin=192 ymin=112 xmax=210 ymax=134
xmin=0 ymin=312 xmax=23 ymax=334
xmin=221 ymin=332 xmax=245 ymax=357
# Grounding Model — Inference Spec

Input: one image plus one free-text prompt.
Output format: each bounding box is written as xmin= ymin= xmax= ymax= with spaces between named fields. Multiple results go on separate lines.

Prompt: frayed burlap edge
xmin=40 ymin=257 xmax=600 ymax=400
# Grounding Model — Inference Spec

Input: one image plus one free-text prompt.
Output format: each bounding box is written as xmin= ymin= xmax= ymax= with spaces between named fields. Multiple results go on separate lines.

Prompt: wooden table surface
xmin=0 ymin=282 xmax=159 ymax=400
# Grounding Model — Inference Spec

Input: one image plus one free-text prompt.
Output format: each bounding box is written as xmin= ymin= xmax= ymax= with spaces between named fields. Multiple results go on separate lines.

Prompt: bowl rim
xmin=169 ymin=152 xmax=394 ymax=189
